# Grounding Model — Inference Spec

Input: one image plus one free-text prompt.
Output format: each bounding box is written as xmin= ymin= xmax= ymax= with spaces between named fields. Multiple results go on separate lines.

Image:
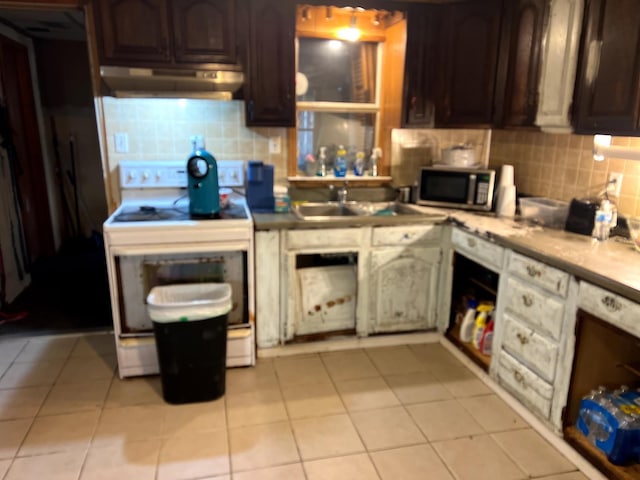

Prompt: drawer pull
xmin=403 ymin=233 xmax=410 ymax=240
xmin=522 ymin=294 xmax=533 ymax=307
xmin=526 ymin=265 xmax=541 ymax=277
xmin=467 ymin=237 xmax=477 ymax=248
xmin=601 ymin=295 xmax=622 ymax=312
xmin=513 ymin=370 xmax=525 ymax=385
xmin=516 ymin=332 xmax=529 ymax=345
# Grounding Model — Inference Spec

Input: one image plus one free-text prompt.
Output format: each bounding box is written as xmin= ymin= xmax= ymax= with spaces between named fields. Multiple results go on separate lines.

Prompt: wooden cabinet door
xmin=574 ymin=0 xmax=640 ymax=134
xmin=369 ymin=247 xmax=440 ymax=333
xmin=402 ymin=5 xmax=438 ymax=127
xmin=438 ymin=0 xmax=503 ymax=126
xmin=171 ymin=0 xmax=237 ymax=64
xmin=96 ymin=0 xmax=172 ymax=64
xmin=244 ymin=0 xmax=296 ymax=127
xmin=496 ymin=0 xmax=549 ymax=127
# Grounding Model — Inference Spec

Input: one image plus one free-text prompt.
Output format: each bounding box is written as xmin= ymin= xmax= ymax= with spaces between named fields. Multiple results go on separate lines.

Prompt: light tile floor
xmin=0 ymin=333 xmax=591 ymax=480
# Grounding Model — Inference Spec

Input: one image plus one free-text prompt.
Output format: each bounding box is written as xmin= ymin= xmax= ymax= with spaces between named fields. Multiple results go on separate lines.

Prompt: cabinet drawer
xmin=286 ymin=229 xmax=361 ymax=250
xmin=507 ymin=252 xmax=569 ymax=297
xmin=496 ymin=350 xmax=553 ymax=419
xmin=372 ymin=225 xmax=441 ymax=247
xmin=451 ymin=228 xmax=504 ymax=272
xmin=502 ymin=314 xmax=559 ymax=383
xmin=504 ymin=277 xmax=564 ymax=341
xmin=579 ymin=282 xmax=640 ymax=338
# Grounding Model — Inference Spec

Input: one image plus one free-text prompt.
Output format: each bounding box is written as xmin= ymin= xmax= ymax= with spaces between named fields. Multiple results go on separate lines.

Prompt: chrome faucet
xmin=337 ymin=181 xmax=348 ymax=204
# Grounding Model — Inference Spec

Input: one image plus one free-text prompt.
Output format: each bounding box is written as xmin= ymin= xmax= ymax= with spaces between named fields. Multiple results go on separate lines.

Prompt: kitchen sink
xmin=292 ymin=202 xmax=358 ymax=220
xmin=292 ymin=201 xmax=424 ymax=221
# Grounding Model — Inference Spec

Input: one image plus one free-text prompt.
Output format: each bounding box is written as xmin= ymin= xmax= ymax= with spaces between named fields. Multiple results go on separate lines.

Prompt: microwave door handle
xmin=467 ymin=174 xmax=477 ymax=204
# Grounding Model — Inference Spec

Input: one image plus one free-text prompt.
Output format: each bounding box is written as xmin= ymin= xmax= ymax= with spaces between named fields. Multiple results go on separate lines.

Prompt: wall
xmin=489 ymin=130 xmax=640 ymax=217
xmin=102 ymin=98 xmax=288 ymax=210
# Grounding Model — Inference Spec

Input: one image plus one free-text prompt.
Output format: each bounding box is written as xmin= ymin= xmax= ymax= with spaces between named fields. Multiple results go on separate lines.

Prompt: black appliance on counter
xmin=564 ymin=198 xmax=599 ymax=236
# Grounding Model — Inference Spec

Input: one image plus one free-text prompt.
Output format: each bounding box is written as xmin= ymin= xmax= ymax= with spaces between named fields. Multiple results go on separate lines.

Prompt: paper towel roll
xmin=497 ymin=185 xmax=516 ymax=217
xmin=499 ymin=164 xmax=515 ymax=188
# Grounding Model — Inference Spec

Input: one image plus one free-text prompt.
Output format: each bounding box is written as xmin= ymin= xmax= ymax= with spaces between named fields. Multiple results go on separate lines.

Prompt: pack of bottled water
xmin=577 ymin=385 xmax=640 ymax=465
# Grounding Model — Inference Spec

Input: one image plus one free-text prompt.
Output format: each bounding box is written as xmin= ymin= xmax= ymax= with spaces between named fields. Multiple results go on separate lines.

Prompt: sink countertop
xmin=252 ymin=205 xmax=640 ymax=303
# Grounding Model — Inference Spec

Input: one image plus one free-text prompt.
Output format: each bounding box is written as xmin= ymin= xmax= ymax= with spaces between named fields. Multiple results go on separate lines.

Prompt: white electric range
xmin=103 ymin=160 xmax=255 ymax=378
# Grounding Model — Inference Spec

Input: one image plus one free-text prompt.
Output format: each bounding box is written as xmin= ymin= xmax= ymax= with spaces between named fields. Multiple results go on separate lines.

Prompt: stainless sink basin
xmin=292 ymin=201 xmax=424 ymax=220
xmin=292 ymin=202 xmax=358 ymax=220
xmin=346 ymin=201 xmax=422 ymax=216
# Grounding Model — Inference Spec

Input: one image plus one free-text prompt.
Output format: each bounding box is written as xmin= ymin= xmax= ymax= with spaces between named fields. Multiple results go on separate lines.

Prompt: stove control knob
xmin=141 ymin=171 xmax=150 ymax=182
xmin=155 ymin=170 xmax=163 ymax=183
xmin=126 ymin=170 xmax=137 ymax=184
xmin=231 ymin=171 xmax=239 ymax=182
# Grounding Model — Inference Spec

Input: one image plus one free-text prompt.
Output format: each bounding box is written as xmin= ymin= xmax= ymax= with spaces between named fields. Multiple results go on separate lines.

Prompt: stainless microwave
xmin=416 ymin=166 xmax=496 ymax=211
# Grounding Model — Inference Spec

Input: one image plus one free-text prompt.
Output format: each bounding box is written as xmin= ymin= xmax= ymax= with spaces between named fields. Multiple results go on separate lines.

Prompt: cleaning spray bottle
xmin=317 ymin=146 xmax=327 ymax=177
xmin=472 ymin=303 xmax=494 ymax=349
xmin=459 ymin=299 xmax=479 ymax=343
xmin=369 ymin=147 xmax=382 ymax=177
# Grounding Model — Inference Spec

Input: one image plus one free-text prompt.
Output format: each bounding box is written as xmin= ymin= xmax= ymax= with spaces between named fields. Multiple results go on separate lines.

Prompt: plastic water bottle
xmin=593 ymin=199 xmax=613 ymax=241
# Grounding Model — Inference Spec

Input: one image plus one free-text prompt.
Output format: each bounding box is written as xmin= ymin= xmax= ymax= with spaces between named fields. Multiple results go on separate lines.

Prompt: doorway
xmin=0 ymin=7 xmax=111 ymax=336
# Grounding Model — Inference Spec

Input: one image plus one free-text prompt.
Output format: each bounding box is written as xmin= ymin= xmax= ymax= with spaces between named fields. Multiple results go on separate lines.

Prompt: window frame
xmin=289 ymin=37 xmax=386 ymax=181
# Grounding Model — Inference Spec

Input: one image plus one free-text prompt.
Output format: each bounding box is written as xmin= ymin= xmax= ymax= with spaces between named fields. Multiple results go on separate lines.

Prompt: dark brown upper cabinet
xmin=95 ymin=0 xmax=237 ymax=67
xmin=402 ymin=0 xmax=503 ymax=128
xmin=573 ymin=0 xmax=640 ymax=135
xmin=243 ymin=0 xmax=296 ymax=127
xmin=494 ymin=0 xmax=549 ymax=128
xmin=402 ymin=4 xmax=438 ymax=127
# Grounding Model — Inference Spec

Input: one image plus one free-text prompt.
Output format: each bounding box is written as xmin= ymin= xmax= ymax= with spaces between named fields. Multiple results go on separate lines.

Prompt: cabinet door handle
xmin=522 ymin=294 xmax=533 ymax=307
xmin=526 ymin=265 xmax=541 ymax=277
xmin=516 ymin=332 xmax=529 ymax=345
xmin=601 ymin=295 xmax=622 ymax=312
xmin=513 ymin=370 xmax=525 ymax=385
xmin=466 ymin=237 xmax=477 ymax=248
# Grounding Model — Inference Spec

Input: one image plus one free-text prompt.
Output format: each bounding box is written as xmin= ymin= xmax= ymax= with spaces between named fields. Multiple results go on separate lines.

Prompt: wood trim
xmin=287 ymin=126 xmax=297 ymax=177
xmin=0 ymin=0 xmax=87 ymax=8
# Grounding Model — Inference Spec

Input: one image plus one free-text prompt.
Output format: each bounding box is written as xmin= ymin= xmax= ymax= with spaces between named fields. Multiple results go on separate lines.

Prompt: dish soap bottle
xmin=316 ymin=146 xmax=327 ymax=177
xmin=334 ymin=146 xmax=347 ymax=177
xmin=354 ymin=151 xmax=365 ymax=176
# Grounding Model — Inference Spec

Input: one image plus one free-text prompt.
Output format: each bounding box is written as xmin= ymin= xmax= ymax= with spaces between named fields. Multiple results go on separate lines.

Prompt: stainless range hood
xmin=99 ymin=65 xmax=244 ymax=100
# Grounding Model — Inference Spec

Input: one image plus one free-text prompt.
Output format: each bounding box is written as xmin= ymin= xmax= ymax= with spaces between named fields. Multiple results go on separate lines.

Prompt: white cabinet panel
xmin=502 ymin=314 xmax=559 ymax=383
xmin=451 ymin=228 xmax=504 ymax=272
xmin=296 ymin=265 xmax=357 ymax=335
xmin=504 ymin=277 xmax=564 ymax=341
xmin=286 ymin=228 xmax=361 ymax=250
xmin=496 ymin=349 xmax=553 ymax=419
xmin=507 ymin=251 xmax=570 ymax=297
xmin=372 ymin=225 xmax=442 ymax=246
xmin=369 ymin=246 xmax=440 ymax=333
xmin=578 ymin=282 xmax=640 ymax=339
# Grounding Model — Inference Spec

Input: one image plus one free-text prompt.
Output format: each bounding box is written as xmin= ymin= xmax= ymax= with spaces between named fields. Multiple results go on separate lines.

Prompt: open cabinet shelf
xmin=564 ymin=426 xmax=640 ymax=480
xmin=447 ymin=322 xmax=491 ymax=372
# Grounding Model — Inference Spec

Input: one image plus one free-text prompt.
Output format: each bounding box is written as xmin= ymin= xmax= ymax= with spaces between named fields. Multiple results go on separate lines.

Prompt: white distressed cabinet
xmin=369 ymin=225 xmax=442 ymax=333
xmin=492 ymin=251 xmax=577 ymax=427
xmin=369 ymin=246 xmax=440 ymax=333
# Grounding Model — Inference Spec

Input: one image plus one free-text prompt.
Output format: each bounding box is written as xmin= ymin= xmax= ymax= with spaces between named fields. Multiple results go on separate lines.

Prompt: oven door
xmin=110 ymin=247 xmax=248 ymax=336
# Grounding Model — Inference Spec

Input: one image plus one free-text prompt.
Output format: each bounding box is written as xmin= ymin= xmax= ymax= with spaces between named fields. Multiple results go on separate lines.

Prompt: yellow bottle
xmin=472 ymin=303 xmax=493 ymax=349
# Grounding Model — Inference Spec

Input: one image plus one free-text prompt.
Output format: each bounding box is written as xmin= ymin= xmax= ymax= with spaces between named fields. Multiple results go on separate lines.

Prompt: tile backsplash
xmin=102 ymin=98 xmax=287 ymax=208
xmin=489 ymin=130 xmax=640 ymax=217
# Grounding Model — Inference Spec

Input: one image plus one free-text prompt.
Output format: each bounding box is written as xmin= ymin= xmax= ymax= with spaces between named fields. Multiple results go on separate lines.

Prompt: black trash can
xmin=146 ymin=283 xmax=231 ymax=404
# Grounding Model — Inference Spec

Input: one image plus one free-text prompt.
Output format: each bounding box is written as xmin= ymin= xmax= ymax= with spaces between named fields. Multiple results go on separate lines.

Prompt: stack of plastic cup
xmin=496 ymin=165 xmax=516 ymax=217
